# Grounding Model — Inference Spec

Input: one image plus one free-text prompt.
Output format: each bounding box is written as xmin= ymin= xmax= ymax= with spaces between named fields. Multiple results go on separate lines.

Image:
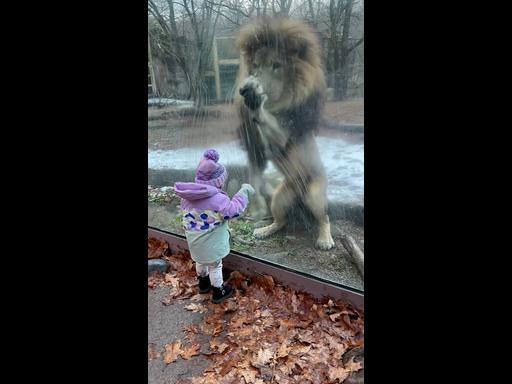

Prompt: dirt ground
xmin=148 ymin=202 xmax=364 ymax=291
xmin=148 ymin=99 xmax=363 ymax=151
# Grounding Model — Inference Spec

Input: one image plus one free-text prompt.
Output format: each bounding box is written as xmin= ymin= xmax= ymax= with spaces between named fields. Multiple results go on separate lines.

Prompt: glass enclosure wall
xmin=148 ymin=0 xmax=364 ymax=291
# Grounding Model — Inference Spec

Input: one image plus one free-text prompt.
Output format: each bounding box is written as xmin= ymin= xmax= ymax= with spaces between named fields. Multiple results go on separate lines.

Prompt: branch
xmin=210 ymin=1 xmax=250 ymax=18
xmin=347 ymin=36 xmax=364 ymax=53
xmin=207 ymin=5 xmax=241 ymax=26
xmin=148 ymin=1 xmax=172 ymax=36
xmin=340 ymin=234 xmax=364 ymax=277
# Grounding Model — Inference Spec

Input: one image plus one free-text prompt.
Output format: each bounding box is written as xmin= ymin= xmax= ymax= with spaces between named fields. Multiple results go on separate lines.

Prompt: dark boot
xmin=198 ymin=275 xmax=211 ymax=293
xmin=211 ymin=284 xmax=233 ymax=304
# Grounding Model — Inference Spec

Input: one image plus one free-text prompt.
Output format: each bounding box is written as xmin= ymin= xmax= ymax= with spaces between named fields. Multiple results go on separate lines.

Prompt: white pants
xmin=196 ymin=260 xmax=223 ymax=288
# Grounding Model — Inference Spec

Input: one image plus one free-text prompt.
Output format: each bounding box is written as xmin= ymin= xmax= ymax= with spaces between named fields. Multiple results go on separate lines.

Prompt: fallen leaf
xmin=148 ymin=343 xmax=160 ymax=361
xmin=230 ymin=315 xmax=249 ymax=328
xmin=260 ymin=309 xmax=272 ymax=317
xmin=251 ymin=348 xmax=274 ymax=368
xmin=252 ymin=274 xmax=275 ymax=291
xmin=183 ymin=324 xmax=200 ymax=334
xmin=165 ymin=273 xmax=180 ymax=287
xmin=291 ymin=293 xmax=300 ymax=313
xmin=276 ymin=343 xmax=290 ymax=358
xmin=184 ymin=303 xmax=208 ymax=313
xmin=149 ymin=247 xmax=364 ymax=384
xmin=176 ymin=287 xmax=195 ymax=300
xmin=181 ymin=343 xmax=201 ymax=360
xmin=201 ymin=322 xmax=223 ymax=336
xmin=279 ymin=356 xmax=298 ymax=376
xmin=296 ymin=330 xmax=315 ymax=344
xmin=209 ymin=339 xmax=230 ymax=354
xmin=228 ymin=271 xmax=248 ymax=290
xmin=148 ymin=274 xmax=164 ymax=289
xmin=329 ymin=339 xmax=348 ymax=360
xmin=237 ymin=367 xmax=258 ymax=383
xmin=163 ymin=340 xmax=182 ymax=364
xmin=222 ymin=299 xmax=238 ymax=313
xmin=289 ymin=344 xmax=311 ymax=356
xmin=148 ymin=238 xmax=169 ymax=259
xmin=190 ymin=294 xmax=208 ymax=302
xmin=328 ymin=365 xmax=350 ymax=382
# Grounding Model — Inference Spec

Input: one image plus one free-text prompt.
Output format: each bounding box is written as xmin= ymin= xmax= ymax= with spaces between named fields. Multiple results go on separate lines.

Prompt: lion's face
xmin=248 ymin=46 xmax=287 ymax=104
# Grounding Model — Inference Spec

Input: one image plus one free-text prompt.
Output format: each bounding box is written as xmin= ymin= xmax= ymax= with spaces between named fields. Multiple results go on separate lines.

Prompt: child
xmin=173 ymin=149 xmax=255 ymax=303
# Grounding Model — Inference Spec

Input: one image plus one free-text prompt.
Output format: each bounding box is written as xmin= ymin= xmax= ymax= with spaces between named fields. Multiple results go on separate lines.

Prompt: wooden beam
xmin=148 ymin=34 xmax=158 ymax=96
xmin=218 ymin=59 xmax=240 ymax=65
xmin=212 ymin=37 xmax=221 ymax=100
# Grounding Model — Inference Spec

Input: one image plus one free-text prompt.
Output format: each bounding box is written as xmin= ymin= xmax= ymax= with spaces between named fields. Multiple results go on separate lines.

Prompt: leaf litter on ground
xmin=148 ymin=237 xmax=364 ymax=383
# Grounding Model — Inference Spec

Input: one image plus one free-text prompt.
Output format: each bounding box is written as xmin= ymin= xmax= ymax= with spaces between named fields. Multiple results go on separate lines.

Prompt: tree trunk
xmin=336 ymin=0 xmax=354 ymax=100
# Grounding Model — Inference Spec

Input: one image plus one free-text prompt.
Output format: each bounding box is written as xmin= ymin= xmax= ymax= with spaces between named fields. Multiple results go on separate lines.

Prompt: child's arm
xmin=218 ymin=184 xmax=255 ymax=220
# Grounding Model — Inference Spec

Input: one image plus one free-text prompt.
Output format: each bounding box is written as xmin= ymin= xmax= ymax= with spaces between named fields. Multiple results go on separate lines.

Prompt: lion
xmin=234 ymin=17 xmax=334 ymax=250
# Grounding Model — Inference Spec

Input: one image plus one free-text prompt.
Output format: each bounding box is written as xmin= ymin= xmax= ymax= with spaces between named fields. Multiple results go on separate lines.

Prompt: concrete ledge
xmin=322 ymin=119 xmax=364 ymax=133
xmin=148 ymin=227 xmax=364 ymax=310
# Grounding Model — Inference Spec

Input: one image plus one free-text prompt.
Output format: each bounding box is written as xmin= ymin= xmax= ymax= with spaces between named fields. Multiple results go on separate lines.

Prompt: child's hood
xmin=173 ymin=182 xmax=221 ymax=201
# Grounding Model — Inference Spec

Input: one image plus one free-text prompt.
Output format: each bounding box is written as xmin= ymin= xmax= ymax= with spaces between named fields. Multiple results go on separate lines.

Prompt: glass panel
xmin=148 ymin=0 xmax=364 ymax=291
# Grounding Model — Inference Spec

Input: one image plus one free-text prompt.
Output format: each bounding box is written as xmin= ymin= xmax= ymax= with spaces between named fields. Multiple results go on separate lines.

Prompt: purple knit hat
xmin=195 ymin=149 xmax=227 ymax=188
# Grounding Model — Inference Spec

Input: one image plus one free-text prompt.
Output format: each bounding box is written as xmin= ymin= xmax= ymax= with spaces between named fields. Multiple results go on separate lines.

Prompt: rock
xmin=345 ymin=369 xmax=364 ymax=384
xmin=343 ymin=347 xmax=364 ymax=383
xmin=148 ymin=259 xmax=168 ymax=275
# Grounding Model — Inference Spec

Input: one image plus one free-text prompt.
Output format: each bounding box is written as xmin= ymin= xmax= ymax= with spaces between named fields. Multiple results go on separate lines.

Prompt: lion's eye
xmin=272 ymin=62 xmax=281 ymax=70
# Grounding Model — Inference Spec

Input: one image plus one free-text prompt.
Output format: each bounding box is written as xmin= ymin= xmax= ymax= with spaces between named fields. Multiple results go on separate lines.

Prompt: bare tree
xmin=148 ymin=0 xmax=364 ymax=103
xmin=149 ymin=0 xmax=223 ymax=106
xmin=329 ymin=0 xmax=364 ymax=100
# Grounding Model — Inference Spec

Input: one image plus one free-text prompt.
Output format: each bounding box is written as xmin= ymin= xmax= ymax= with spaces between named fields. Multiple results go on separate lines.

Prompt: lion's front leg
xmin=239 ymin=76 xmax=288 ymax=148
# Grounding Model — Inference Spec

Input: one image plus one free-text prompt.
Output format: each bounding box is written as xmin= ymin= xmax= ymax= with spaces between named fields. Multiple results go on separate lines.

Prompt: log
xmin=341 ymin=234 xmax=364 ymax=277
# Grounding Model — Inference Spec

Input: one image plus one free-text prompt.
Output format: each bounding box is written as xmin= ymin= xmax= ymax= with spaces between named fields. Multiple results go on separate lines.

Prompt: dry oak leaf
xmin=289 ymin=344 xmax=311 ymax=356
xmin=328 ymin=339 xmax=348 ymax=360
xmin=184 ymin=303 xmax=208 ymax=313
xmin=222 ymin=299 xmax=238 ymax=313
xmin=200 ymin=322 xmax=223 ymax=336
xmin=164 ymin=273 xmax=180 ymax=286
xmin=252 ymin=274 xmax=275 ymax=291
xmin=237 ymin=367 xmax=258 ymax=384
xmin=175 ymin=287 xmax=195 ymax=300
xmin=296 ymin=330 xmax=315 ymax=344
xmin=251 ymin=348 xmax=274 ymax=368
xmin=278 ymin=356 xmax=299 ymax=376
xmin=181 ymin=343 xmax=201 ymax=360
xmin=209 ymin=339 xmax=230 ymax=354
xmin=148 ymin=238 xmax=168 ymax=259
xmin=328 ymin=365 xmax=351 ymax=382
xmin=190 ymin=294 xmax=209 ymax=302
xmin=276 ymin=342 xmax=290 ymax=358
xmin=163 ymin=340 xmax=183 ymax=364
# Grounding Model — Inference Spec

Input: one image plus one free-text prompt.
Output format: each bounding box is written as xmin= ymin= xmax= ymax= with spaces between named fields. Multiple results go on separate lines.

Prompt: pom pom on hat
xmin=203 ymin=149 xmax=219 ymax=162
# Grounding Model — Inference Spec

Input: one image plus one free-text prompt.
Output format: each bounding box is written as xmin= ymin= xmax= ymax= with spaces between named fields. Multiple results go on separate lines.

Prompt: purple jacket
xmin=173 ymin=182 xmax=249 ymax=263
xmin=174 ymin=182 xmax=248 ymax=219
